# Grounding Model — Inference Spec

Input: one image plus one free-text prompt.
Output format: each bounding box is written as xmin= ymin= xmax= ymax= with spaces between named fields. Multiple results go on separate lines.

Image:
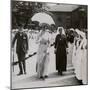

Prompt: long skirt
xmin=72 ymin=45 xmax=76 ymax=69
xmin=56 ymin=47 xmax=67 ymax=71
xmin=36 ymin=44 xmax=49 ymax=78
xmin=75 ymin=48 xmax=83 ymax=80
xmin=82 ymin=49 xmax=88 ymax=84
xmin=67 ymin=42 xmax=74 ymax=66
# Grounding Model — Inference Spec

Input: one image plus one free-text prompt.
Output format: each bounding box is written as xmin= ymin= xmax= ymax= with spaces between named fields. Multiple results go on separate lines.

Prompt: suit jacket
xmin=12 ymin=31 xmax=28 ymax=54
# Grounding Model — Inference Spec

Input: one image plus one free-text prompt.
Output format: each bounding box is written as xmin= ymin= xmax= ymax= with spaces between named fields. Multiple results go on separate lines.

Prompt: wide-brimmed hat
xmin=39 ymin=23 xmax=50 ymax=29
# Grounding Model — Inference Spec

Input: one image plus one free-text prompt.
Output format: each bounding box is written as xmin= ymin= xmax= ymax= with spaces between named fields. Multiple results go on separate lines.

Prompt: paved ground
xmin=11 ymin=38 xmax=81 ymax=89
xmin=12 ymin=69 xmax=81 ymax=89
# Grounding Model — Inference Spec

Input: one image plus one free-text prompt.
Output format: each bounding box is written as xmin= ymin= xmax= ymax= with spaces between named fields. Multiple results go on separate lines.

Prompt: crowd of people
xmin=12 ymin=24 xmax=88 ymax=84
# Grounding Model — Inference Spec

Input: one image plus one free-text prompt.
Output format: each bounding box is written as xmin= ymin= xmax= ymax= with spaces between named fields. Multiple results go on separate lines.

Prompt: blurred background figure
xmin=67 ymin=28 xmax=75 ymax=67
xmin=72 ymin=28 xmax=88 ymax=85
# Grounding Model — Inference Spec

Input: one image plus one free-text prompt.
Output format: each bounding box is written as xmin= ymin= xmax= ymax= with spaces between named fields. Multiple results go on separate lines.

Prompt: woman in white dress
xmin=81 ymin=32 xmax=88 ymax=84
xmin=36 ymin=25 xmax=51 ymax=80
xmin=72 ymin=29 xmax=88 ymax=84
xmin=67 ymin=28 xmax=74 ymax=67
xmin=73 ymin=29 xmax=87 ymax=84
xmin=72 ymin=29 xmax=82 ymax=71
xmin=72 ymin=32 xmax=79 ymax=73
xmin=75 ymin=35 xmax=84 ymax=80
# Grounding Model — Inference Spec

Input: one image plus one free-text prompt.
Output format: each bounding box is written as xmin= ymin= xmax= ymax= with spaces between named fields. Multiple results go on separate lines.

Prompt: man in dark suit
xmin=12 ymin=25 xmax=28 ymax=75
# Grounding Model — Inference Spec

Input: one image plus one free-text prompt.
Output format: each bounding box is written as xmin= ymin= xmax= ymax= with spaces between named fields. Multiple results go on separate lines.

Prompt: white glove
xmin=47 ymin=47 xmax=50 ymax=53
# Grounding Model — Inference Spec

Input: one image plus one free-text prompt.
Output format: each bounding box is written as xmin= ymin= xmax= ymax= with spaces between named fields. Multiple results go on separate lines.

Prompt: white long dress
xmin=36 ymin=31 xmax=50 ymax=78
xmin=75 ymin=38 xmax=85 ymax=80
xmin=82 ymin=38 xmax=88 ymax=84
xmin=72 ymin=38 xmax=77 ymax=69
xmin=67 ymin=42 xmax=74 ymax=67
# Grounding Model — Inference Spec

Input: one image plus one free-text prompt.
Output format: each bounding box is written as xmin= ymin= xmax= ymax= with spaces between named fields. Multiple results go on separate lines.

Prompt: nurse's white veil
xmin=75 ymin=28 xmax=85 ymax=38
xmin=57 ymin=27 xmax=66 ymax=35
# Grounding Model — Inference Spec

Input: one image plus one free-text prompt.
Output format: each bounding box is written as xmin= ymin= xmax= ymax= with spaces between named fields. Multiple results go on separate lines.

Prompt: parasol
xmin=31 ymin=12 xmax=55 ymax=25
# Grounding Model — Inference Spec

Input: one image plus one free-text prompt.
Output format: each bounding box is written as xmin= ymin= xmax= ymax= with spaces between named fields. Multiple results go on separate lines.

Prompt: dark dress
xmin=55 ymin=34 xmax=68 ymax=72
xmin=67 ymin=31 xmax=74 ymax=43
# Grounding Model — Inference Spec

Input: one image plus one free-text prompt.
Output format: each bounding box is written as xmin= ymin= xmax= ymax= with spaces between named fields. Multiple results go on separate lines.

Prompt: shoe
xmin=17 ymin=72 xmax=23 ymax=76
xmin=79 ymin=80 xmax=83 ymax=85
xmin=44 ymin=75 xmax=48 ymax=78
xmin=58 ymin=71 xmax=63 ymax=75
xmin=24 ymin=72 xmax=26 ymax=74
xmin=40 ymin=76 xmax=45 ymax=80
xmin=60 ymin=72 xmax=63 ymax=75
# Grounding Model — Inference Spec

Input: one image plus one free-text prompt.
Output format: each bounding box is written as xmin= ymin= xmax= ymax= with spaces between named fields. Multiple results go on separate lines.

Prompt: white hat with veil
xmin=57 ymin=27 xmax=66 ymax=35
xmin=75 ymin=29 xmax=85 ymax=38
